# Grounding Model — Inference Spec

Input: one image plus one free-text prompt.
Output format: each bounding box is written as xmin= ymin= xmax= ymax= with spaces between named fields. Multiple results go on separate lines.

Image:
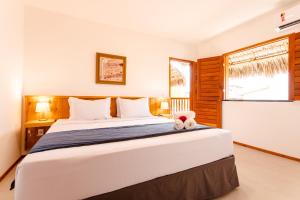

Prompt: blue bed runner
xmin=29 ymin=122 xmax=212 ymax=154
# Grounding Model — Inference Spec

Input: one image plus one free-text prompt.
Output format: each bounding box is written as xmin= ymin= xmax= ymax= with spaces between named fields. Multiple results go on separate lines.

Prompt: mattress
xmin=15 ymin=117 xmax=234 ymax=200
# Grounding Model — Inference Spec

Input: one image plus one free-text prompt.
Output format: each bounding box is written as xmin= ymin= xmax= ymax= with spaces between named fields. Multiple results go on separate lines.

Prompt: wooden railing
xmin=170 ymin=98 xmax=190 ymax=114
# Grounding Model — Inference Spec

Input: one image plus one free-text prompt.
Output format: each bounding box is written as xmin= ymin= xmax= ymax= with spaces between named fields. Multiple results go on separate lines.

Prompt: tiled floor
xmin=1 ymin=145 xmax=299 ymax=200
xmin=0 ymin=165 xmax=15 ymax=200
xmin=218 ymin=145 xmax=300 ymax=200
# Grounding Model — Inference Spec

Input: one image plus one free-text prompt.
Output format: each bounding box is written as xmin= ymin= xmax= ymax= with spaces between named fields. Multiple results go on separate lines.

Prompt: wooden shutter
xmin=290 ymin=32 xmax=300 ymax=100
xmin=192 ymin=56 xmax=224 ymax=128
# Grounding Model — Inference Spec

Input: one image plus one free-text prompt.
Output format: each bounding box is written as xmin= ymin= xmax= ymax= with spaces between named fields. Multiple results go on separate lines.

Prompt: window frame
xmin=223 ymin=34 xmax=293 ymax=102
xmin=169 ymin=57 xmax=193 ymax=98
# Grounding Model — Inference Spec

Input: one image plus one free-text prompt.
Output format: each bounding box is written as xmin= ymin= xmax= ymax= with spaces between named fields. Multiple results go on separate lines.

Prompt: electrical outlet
xmin=37 ymin=129 xmax=44 ymax=136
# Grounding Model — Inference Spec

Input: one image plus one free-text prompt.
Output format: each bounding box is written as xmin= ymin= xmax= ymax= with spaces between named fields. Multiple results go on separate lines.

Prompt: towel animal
xmin=173 ymin=111 xmax=196 ymax=130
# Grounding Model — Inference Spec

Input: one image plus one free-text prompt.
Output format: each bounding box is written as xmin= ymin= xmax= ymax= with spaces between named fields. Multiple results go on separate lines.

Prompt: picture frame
xmin=96 ymin=53 xmax=126 ymax=85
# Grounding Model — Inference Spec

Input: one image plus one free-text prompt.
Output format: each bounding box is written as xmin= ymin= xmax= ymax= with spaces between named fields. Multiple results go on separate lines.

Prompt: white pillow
xmin=68 ymin=97 xmax=111 ymax=120
xmin=118 ymin=98 xmax=153 ymax=118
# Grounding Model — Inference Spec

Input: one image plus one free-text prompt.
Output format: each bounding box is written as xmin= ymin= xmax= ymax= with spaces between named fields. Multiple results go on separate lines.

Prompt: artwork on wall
xmin=96 ymin=53 xmax=126 ymax=85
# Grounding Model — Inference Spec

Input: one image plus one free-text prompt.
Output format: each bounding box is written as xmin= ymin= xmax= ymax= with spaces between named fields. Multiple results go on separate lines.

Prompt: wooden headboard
xmin=23 ymin=96 xmax=169 ymax=122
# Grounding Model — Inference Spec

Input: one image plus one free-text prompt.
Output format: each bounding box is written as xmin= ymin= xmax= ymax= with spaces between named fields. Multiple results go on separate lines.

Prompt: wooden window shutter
xmin=289 ymin=32 xmax=300 ymax=100
xmin=192 ymin=56 xmax=224 ymax=128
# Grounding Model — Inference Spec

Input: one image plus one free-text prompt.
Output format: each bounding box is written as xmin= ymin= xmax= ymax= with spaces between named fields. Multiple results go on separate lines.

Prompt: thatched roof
xmin=228 ymin=39 xmax=288 ymax=78
xmin=229 ymin=54 xmax=288 ymax=78
xmin=171 ymin=68 xmax=186 ymax=86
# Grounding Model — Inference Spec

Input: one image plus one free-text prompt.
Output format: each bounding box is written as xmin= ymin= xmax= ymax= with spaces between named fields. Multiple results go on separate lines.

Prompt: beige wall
xmin=24 ymin=6 xmax=197 ymax=97
xmin=0 ymin=0 xmax=23 ymax=176
xmin=197 ymin=3 xmax=300 ymax=158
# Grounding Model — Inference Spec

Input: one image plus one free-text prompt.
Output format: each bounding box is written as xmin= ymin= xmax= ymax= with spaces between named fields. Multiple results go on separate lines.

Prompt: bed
xmin=15 ymin=116 xmax=238 ymax=200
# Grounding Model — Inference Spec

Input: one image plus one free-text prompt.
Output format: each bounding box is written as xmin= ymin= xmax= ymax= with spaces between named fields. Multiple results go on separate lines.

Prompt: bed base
xmin=86 ymin=155 xmax=239 ymax=200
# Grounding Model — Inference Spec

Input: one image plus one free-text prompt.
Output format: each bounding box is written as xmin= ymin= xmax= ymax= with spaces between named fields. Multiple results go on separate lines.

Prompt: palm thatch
xmin=229 ymin=54 xmax=288 ymax=78
xmin=171 ymin=68 xmax=186 ymax=86
xmin=228 ymin=39 xmax=289 ymax=78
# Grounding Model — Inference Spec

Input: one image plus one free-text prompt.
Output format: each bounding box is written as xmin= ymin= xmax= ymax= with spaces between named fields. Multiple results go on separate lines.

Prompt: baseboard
xmin=0 ymin=156 xmax=24 ymax=182
xmin=234 ymin=141 xmax=300 ymax=162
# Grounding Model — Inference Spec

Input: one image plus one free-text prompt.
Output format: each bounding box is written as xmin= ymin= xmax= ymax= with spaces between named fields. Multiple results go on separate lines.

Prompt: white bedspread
xmin=15 ymin=117 xmax=233 ymax=200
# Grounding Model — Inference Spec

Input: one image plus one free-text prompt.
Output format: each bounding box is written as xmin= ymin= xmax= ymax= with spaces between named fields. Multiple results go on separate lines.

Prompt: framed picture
xmin=96 ymin=53 xmax=126 ymax=85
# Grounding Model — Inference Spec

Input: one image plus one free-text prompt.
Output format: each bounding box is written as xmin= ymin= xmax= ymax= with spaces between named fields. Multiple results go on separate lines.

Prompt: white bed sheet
xmin=15 ymin=117 xmax=233 ymax=200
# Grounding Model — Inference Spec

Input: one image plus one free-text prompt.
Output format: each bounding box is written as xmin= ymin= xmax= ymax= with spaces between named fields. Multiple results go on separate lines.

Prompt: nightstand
xmin=24 ymin=119 xmax=55 ymax=151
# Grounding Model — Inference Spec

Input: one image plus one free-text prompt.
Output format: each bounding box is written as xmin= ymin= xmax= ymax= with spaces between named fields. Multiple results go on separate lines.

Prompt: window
xmin=169 ymin=58 xmax=191 ymax=98
xmin=225 ymin=38 xmax=289 ymax=101
xmin=169 ymin=58 xmax=192 ymax=113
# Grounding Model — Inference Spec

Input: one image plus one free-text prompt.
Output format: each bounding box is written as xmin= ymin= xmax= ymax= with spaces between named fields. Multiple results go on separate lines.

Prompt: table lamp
xmin=160 ymin=101 xmax=169 ymax=110
xmin=35 ymin=102 xmax=50 ymax=121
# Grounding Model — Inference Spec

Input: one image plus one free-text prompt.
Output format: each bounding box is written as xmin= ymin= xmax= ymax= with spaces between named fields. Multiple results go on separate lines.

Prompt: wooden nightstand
xmin=24 ymin=119 xmax=55 ymax=151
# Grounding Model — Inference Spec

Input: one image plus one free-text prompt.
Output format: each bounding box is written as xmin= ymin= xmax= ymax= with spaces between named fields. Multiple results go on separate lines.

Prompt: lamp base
xmin=38 ymin=112 xmax=48 ymax=121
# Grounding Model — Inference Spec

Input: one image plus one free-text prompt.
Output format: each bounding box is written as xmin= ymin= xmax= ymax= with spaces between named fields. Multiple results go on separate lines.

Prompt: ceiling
xmin=25 ymin=0 xmax=298 ymax=44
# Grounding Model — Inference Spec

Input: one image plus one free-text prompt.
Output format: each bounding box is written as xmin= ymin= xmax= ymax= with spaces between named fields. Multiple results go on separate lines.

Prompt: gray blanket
xmin=29 ymin=122 xmax=212 ymax=154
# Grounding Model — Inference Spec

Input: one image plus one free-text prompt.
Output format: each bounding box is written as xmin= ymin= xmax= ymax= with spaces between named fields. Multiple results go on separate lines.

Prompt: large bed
xmin=15 ymin=116 xmax=238 ymax=200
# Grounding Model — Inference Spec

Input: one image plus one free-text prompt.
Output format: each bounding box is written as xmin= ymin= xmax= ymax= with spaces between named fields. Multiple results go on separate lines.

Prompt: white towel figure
xmin=184 ymin=118 xmax=196 ymax=129
xmin=174 ymin=119 xmax=185 ymax=130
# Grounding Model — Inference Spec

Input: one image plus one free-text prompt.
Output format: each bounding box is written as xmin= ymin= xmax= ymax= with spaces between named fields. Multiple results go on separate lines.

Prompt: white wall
xmin=197 ymin=3 xmax=300 ymax=158
xmin=223 ymin=101 xmax=300 ymax=158
xmin=24 ymin=6 xmax=197 ymax=97
xmin=0 ymin=0 xmax=23 ymax=176
xmin=197 ymin=3 xmax=300 ymax=58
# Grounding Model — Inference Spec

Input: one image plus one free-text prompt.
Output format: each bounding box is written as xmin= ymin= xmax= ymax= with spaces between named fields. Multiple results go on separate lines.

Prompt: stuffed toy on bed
xmin=174 ymin=111 xmax=197 ymax=130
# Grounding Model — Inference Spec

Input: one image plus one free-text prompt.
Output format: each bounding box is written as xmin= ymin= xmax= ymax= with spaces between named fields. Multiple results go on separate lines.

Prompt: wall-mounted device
xmin=276 ymin=4 xmax=300 ymax=31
